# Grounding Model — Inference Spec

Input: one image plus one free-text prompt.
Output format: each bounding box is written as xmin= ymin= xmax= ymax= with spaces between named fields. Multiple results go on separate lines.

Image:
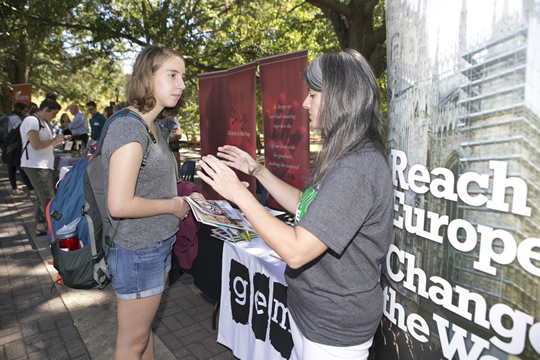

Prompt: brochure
xmin=185 ymin=197 xmax=256 ymax=242
xmin=210 ymin=227 xmax=258 ymax=243
xmin=185 ymin=198 xmax=245 ymax=228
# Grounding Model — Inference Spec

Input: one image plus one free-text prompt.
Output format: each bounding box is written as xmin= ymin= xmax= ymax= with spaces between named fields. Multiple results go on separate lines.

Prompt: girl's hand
xmin=53 ymin=134 xmax=64 ymax=146
xmin=216 ymin=145 xmax=262 ymax=176
xmin=171 ymin=196 xmax=190 ymax=220
xmin=189 ymin=192 xmax=207 ymax=204
xmin=198 ymin=155 xmax=249 ymax=203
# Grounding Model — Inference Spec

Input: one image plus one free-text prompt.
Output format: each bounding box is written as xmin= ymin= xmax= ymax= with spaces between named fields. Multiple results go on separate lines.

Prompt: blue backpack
xmin=46 ymin=108 xmax=164 ymax=289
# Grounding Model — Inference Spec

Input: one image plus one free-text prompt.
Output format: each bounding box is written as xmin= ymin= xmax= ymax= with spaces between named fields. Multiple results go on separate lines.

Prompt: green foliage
xmin=178 ymin=0 xmax=339 ymax=135
xmin=0 ymin=0 xmax=386 ymax=134
xmin=378 ymin=69 xmax=388 ymax=121
xmin=88 ymin=0 xmax=339 ymax=136
xmin=0 ymin=0 xmax=127 ymax=112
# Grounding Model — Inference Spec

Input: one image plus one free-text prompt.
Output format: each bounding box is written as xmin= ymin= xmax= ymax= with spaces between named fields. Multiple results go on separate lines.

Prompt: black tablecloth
xmin=188 ymin=224 xmax=224 ymax=301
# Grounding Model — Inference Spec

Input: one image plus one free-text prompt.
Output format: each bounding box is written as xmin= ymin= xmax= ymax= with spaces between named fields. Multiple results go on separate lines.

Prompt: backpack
xmin=0 ymin=113 xmax=9 ymax=145
xmin=46 ymin=108 xmax=168 ymax=289
xmin=1 ymin=117 xmax=43 ymax=166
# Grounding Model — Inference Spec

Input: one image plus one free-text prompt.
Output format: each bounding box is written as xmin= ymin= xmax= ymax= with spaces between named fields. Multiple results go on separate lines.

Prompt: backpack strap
xmin=96 ymin=108 xmax=155 ymax=168
xmin=119 ymin=109 xmax=157 ymax=168
xmin=23 ymin=141 xmax=30 ymax=160
xmin=23 ymin=116 xmax=45 ymax=160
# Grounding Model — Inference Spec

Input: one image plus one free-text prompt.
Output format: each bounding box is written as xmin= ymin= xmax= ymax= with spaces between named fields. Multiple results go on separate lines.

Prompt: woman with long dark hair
xmin=59 ymin=113 xmax=72 ymax=136
xmin=198 ymin=49 xmax=393 ymax=359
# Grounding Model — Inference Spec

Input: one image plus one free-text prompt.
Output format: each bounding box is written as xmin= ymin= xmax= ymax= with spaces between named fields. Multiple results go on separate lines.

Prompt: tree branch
xmin=368 ymin=43 xmax=386 ymax=78
xmin=364 ymin=0 xmax=380 ymax=14
xmin=373 ymin=22 xmax=386 ymax=45
xmin=305 ymin=0 xmax=351 ymax=19
xmin=321 ymin=7 xmax=349 ymax=48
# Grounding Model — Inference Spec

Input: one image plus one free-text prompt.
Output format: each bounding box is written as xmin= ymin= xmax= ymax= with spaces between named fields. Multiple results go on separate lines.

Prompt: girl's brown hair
xmin=126 ymin=46 xmax=185 ymax=119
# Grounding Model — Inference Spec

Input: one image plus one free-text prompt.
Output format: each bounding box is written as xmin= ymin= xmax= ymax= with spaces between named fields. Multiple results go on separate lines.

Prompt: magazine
xmin=185 ymin=197 xmax=256 ymax=242
xmin=185 ymin=198 xmax=245 ymax=228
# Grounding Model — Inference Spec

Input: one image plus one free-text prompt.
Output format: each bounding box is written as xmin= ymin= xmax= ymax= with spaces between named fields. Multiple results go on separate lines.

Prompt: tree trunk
xmin=306 ymin=0 xmax=387 ymax=77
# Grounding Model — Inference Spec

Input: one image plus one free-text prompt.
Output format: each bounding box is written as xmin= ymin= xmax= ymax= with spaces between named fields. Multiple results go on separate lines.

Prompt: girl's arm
xmin=26 ymin=130 xmax=63 ymax=150
xmin=107 ymin=142 xmax=188 ymax=219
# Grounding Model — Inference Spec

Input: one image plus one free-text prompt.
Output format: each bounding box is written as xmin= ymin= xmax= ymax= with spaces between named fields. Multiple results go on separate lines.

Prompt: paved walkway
xmin=0 ymin=148 xmax=236 ymax=359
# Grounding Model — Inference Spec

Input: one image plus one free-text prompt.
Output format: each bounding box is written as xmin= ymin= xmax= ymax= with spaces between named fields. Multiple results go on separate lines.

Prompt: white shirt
xmin=19 ymin=115 xmax=55 ymax=169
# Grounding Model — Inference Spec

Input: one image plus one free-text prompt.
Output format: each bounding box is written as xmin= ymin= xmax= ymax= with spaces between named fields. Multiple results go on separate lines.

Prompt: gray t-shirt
xmin=102 ymin=116 xmax=178 ymax=250
xmin=285 ymin=141 xmax=394 ymax=347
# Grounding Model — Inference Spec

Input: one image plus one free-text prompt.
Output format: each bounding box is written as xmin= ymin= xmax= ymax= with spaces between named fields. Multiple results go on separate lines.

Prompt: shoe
xmin=29 ymin=190 xmax=37 ymax=199
xmin=36 ymin=227 xmax=48 ymax=236
xmin=11 ymin=189 xmax=26 ymax=196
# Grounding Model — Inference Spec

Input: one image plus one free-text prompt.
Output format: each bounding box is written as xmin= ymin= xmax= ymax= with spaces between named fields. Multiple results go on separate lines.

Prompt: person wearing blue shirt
xmin=68 ymin=104 xmax=89 ymax=147
xmin=86 ymin=101 xmax=106 ymax=141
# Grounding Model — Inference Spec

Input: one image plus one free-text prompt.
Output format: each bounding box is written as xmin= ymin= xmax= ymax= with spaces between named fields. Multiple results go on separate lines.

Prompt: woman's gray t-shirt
xmin=102 ymin=116 xmax=178 ymax=250
xmin=286 ymin=141 xmax=394 ymax=347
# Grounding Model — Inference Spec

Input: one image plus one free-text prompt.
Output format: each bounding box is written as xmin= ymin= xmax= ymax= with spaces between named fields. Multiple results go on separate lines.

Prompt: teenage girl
xmin=102 ymin=46 xmax=205 ymax=359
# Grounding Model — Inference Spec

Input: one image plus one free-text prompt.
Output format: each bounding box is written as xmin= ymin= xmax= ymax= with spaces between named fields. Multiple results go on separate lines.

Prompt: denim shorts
xmin=106 ymin=236 xmax=176 ymax=300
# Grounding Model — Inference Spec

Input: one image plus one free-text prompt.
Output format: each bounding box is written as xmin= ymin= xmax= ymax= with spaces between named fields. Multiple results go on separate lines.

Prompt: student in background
xmin=104 ymin=106 xmax=114 ymax=120
xmin=20 ymin=94 xmax=67 ymax=236
xmin=59 ymin=113 xmax=72 ymax=136
xmin=157 ymin=116 xmax=182 ymax=176
xmin=6 ymin=102 xmax=35 ymax=197
xmin=86 ymin=101 xmax=106 ymax=142
xmin=26 ymin=102 xmax=38 ymax=116
xmin=199 ymin=49 xmax=393 ymax=360
xmin=68 ymin=103 xmax=89 ymax=147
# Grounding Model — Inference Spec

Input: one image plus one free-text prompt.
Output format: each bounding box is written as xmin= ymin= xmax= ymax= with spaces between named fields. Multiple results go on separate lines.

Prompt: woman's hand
xmin=171 ymin=196 xmax=190 ymax=220
xmin=198 ymin=155 xmax=250 ymax=203
xmin=216 ymin=145 xmax=262 ymax=176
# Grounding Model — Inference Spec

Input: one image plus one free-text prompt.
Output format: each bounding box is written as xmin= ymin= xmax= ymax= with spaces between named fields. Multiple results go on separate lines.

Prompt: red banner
xmin=12 ymin=83 xmax=31 ymax=104
xmin=198 ymin=63 xmax=257 ymax=200
xmin=259 ymin=50 xmax=310 ymax=210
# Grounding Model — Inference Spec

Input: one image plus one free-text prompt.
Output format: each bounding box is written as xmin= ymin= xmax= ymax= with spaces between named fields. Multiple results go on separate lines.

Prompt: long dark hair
xmin=305 ymin=49 xmax=385 ymax=187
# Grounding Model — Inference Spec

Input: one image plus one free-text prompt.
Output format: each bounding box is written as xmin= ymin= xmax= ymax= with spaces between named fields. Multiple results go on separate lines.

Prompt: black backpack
xmin=1 ymin=117 xmax=43 ymax=166
xmin=0 ymin=113 xmax=8 ymax=146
